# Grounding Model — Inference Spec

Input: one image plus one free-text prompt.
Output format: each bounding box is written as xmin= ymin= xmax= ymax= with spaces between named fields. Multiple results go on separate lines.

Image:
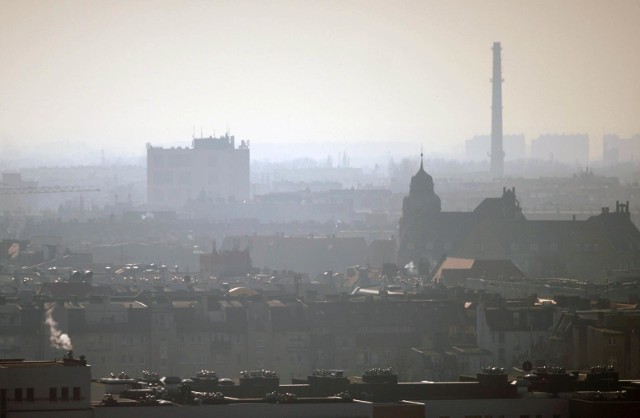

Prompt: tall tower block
xmin=490 ymin=41 xmax=505 ymax=178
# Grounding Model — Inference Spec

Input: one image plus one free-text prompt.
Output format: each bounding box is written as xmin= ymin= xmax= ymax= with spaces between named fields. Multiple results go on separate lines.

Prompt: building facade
xmin=530 ymin=133 xmax=589 ymax=164
xmin=146 ymin=133 xmax=250 ymax=210
xmin=397 ymin=162 xmax=640 ymax=281
xmin=603 ymin=133 xmax=640 ymax=164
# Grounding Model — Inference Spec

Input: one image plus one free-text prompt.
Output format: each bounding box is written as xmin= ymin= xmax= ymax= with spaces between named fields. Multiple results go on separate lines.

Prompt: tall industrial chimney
xmin=490 ymin=42 xmax=504 ymax=178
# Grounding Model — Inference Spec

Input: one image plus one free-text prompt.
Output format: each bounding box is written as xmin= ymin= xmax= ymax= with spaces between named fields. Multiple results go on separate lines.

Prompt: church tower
xmin=397 ymin=154 xmax=441 ymax=270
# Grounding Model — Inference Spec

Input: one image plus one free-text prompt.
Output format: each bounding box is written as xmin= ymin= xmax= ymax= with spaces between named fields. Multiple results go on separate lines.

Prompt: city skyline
xmin=1 ymin=0 xmax=639 ymax=160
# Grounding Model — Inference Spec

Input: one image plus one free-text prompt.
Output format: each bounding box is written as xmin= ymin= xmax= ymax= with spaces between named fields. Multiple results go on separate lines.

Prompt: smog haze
xmin=1 ymin=0 xmax=639 ymax=165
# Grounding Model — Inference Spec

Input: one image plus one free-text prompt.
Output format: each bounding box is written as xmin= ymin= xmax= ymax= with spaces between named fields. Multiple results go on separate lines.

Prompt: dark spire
xmin=420 ymin=145 xmax=424 ymax=172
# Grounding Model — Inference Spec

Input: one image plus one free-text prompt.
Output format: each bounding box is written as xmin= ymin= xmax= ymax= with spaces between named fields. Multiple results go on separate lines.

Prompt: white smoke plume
xmin=45 ymin=309 xmax=73 ymax=351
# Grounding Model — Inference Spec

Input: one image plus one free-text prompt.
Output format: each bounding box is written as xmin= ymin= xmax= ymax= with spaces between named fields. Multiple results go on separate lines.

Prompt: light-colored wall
xmin=147 ymin=145 xmax=250 ymax=210
xmin=0 ymin=363 xmax=92 ymax=414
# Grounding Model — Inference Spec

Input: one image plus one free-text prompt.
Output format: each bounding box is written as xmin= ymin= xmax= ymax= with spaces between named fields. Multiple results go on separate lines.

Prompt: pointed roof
xmin=410 ymin=152 xmax=434 ymax=193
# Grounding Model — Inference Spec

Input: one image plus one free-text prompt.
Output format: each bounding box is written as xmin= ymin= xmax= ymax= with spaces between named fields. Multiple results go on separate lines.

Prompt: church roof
xmin=410 ymin=158 xmax=434 ymax=189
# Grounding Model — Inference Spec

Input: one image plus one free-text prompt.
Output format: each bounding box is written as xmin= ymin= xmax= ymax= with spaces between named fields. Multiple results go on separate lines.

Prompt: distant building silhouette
xmin=146 ymin=133 xmax=250 ymax=210
xmin=397 ymin=154 xmax=442 ymax=271
xmin=200 ymin=245 xmax=252 ymax=279
xmin=603 ymin=133 xmax=640 ymax=164
xmin=397 ymin=161 xmax=640 ymax=280
xmin=530 ymin=133 xmax=589 ymax=164
xmin=220 ymin=234 xmax=368 ymax=278
xmin=465 ymin=134 xmax=525 ymax=161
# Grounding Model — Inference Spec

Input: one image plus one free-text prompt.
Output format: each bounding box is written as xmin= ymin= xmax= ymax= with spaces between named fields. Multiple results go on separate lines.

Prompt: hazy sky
xmin=1 ymin=0 xmax=639 ymax=160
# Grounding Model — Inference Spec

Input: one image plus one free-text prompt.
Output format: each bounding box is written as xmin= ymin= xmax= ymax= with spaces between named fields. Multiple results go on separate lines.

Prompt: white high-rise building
xmin=146 ymin=133 xmax=250 ymax=210
xmin=603 ymin=133 xmax=640 ymax=164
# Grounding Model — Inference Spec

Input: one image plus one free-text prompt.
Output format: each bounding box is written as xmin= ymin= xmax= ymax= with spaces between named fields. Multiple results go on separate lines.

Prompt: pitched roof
xmin=431 ymin=257 xmax=525 ymax=283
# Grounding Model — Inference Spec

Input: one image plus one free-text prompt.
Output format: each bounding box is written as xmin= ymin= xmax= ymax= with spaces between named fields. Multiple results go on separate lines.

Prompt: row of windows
xmin=150 ymin=152 xmax=236 ymax=167
xmin=509 ymin=242 xmax=600 ymax=252
xmin=178 ymin=334 xmax=232 ymax=344
xmin=150 ymin=171 xmax=192 ymax=185
xmin=121 ymin=355 xmax=146 ymax=365
xmin=179 ymin=353 xmax=206 ymax=364
xmin=11 ymin=387 xmax=81 ymax=402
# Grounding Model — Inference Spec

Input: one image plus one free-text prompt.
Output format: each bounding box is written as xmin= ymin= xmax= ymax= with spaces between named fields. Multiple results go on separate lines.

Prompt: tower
xmin=397 ymin=153 xmax=441 ymax=269
xmin=490 ymin=41 xmax=505 ymax=178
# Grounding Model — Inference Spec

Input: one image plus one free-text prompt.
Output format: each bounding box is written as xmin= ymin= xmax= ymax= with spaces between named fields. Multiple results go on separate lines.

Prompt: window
xmin=49 ymin=387 xmax=57 ymax=402
xmin=215 ymin=353 xmax=225 ymax=365
xmin=14 ymin=388 xmax=22 ymax=402
xmin=61 ymin=387 xmax=69 ymax=402
xmin=362 ymin=349 xmax=371 ymax=365
xmin=609 ymin=337 xmax=616 ymax=346
xmin=73 ymin=387 xmax=81 ymax=401
xmin=27 ymin=388 xmax=34 ymax=402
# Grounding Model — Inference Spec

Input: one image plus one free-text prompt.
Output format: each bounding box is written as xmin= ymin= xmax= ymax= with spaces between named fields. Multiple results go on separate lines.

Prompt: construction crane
xmin=0 ymin=186 xmax=100 ymax=194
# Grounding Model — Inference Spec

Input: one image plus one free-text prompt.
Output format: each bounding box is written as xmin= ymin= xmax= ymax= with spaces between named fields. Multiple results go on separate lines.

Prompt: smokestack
xmin=490 ymin=41 xmax=504 ymax=179
xmin=45 ymin=308 xmax=73 ymax=351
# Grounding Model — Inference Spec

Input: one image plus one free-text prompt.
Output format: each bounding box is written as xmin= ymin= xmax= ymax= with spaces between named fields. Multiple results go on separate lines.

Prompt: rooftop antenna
xmin=420 ymin=144 xmax=424 ymax=171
